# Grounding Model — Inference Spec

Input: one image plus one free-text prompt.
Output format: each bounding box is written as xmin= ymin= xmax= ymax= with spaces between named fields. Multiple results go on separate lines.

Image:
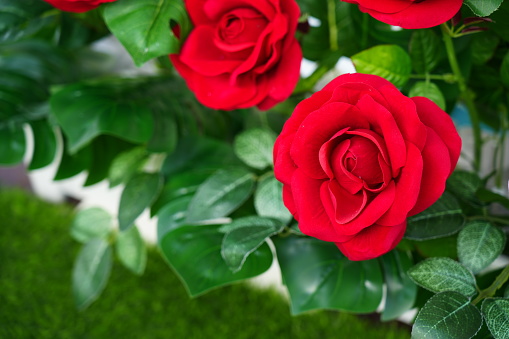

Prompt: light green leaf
xmin=50 ymin=83 xmax=154 ymax=154
xmin=118 ymin=172 xmax=163 ymax=231
xmin=156 ymin=195 xmax=193 ymax=241
xmin=412 ymin=291 xmax=483 ymax=339
xmin=458 ymin=221 xmax=506 ymax=274
xmin=103 ymin=0 xmax=191 ymax=66
xmin=0 ymin=124 xmax=25 ymax=165
xmin=71 ymin=207 xmax=113 ymax=243
xmin=28 ymin=118 xmax=57 ymax=170
xmin=186 ymin=168 xmax=255 ymax=223
xmin=352 ymin=44 xmax=412 ymax=87
xmin=233 ymin=128 xmax=276 ymax=170
xmin=406 ymin=192 xmax=465 ymax=240
xmin=274 ymin=236 xmax=383 ymax=314
xmin=409 ymin=29 xmax=441 ymax=74
xmin=254 ymin=175 xmax=292 ymax=224
xmin=409 ymin=81 xmax=446 ymax=110
xmin=220 ymin=216 xmax=284 ymax=272
xmin=72 ymin=239 xmax=112 ymax=310
xmin=380 ymin=251 xmax=418 ymax=321
xmin=108 ymin=147 xmax=147 ymax=187
xmin=160 ymin=224 xmax=273 ymax=297
xmin=482 ymin=298 xmax=509 ymax=339
xmin=116 ymin=226 xmax=147 ymax=275
xmin=408 ymin=258 xmax=477 ymax=297
xmin=465 ymin=0 xmax=504 ymax=17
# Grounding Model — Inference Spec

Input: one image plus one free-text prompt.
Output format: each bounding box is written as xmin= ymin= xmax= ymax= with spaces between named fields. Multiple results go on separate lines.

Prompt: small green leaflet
xmin=465 ymin=0 xmax=504 ymax=17
xmin=482 ymin=298 xmax=509 ymax=339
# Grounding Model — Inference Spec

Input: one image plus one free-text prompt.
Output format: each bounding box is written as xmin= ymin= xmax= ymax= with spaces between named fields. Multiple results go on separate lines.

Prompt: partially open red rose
xmin=170 ymin=0 xmax=302 ymax=111
xmin=274 ymin=73 xmax=461 ymax=260
xmin=342 ymin=0 xmax=463 ymax=29
xmin=43 ymin=0 xmax=116 ymax=12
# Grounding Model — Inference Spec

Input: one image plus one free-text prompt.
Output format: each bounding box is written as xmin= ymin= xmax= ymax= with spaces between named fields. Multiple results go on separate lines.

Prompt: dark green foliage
xmin=0 ymin=189 xmax=410 ymax=338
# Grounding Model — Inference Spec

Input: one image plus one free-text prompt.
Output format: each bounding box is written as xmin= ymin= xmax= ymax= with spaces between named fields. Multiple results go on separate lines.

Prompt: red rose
xmin=170 ymin=0 xmax=302 ymax=111
xmin=274 ymin=73 xmax=461 ymax=260
xmin=43 ymin=0 xmax=116 ymax=12
xmin=342 ymin=0 xmax=463 ymax=29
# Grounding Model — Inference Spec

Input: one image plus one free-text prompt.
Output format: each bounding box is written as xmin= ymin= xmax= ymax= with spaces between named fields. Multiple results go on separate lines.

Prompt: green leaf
xmin=116 ymin=226 xmax=147 ymax=275
xmin=151 ymin=170 xmax=210 ymax=216
xmin=108 ymin=147 xmax=147 ymax=188
xmin=409 ymin=81 xmax=446 ymax=110
xmin=482 ymin=298 xmax=509 ymax=339
xmin=185 ymin=168 xmax=255 ymax=223
xmin=409 ymin=29 xmax=441 ymax=74
xmin=53 ymin=140 xmax=92 ymax=180
xmin=254 ymin=175 xmax=292 ymax=224
xmin=71 ymin=207 xmax=113 ymax=243
xmin=162 ymin=136 xmax=240 ymax=177
xmin=471 ymin=33 xmax=500 ymax=65
xmin=233 ymin=128 xmax=276 ymax=170
xmin=412 ymin=291 xmax=483 ymax=339
xmin=28 ymin=119 xmax=57 ymax=170
xmin=50 ymin=83 xmax=154 ymax=154
xmin=220 ymin=216 xmax=284 ymax=273
xmin=84 ymin=136 xmax=133 ymax=187
xmin=447 ymin=171 xmax=483 ymax=207
xmin=146 ymin=109 xmax=177 ymax=153
xmin=118 ymin=172 xmax=163 ymax=231
xmin=380 ymin=251 xmax=418 ymax=321
xmin=351 ymin=44 xmax=412 ymax=87
xmin=457 ymin=221 xmax=506 ymax=274
xmin=465 ymin=0 xmax=504 ymax=16
xmin=274 ymin=236 xmax=383 ymax=314
xmin=408 ymin=258 xmax=477 ymax=297
xmin=103 ymin=0 xmax=190 ymax=66
xmin=0 ymin=0 xmax=51 ymax=41
xmin=476 ymin=188 xmax=509 ymax=209
xmin=159 ymin=224 xmax=273 ymax=297
xmin=156 ymin=195 xmax=193 ymax=241
xmin=0 ymin=124 xmax=25 ymax=165
xmin=72 ymin=239 xmax=112 ymax=310
xmin=501 ymin=51 xmax=509 ymax=88
xmin=406 ymin=192 xmax=465 ymax=240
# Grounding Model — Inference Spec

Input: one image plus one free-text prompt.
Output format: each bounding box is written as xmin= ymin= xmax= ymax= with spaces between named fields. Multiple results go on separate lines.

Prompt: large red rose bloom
xmin=170 ymin=0 xmax=302 ymax=111
xmin=43 ymin=0 xmax=116 ymax=13
xmin=274 ymin=73 xmax=461 ymax=260
xmin=342 ymin=0 xmax=463 ymax=29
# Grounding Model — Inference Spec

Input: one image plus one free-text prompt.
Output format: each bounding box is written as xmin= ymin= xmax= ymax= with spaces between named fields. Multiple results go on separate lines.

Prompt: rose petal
xmin=377 ymin=141 xmax=423 ymax=226
xmin=291 ymin=102 xmax=368 ymax=180
xmin=412 ymin=96 xmax=461 ymax=175
xmin=326 ymin=180 xmax=368 ymax=224
xmin=378 ymin=84 xmax=427 ymax=151
xmin=355 ymin=95 xmax=406 ymax=176
xmin=291 ymin=169 xmax=353 ymax=242
xmin=335 ymin=222 xmax=406 ymax=261
xmin=408 ymin=127 xmax=452 ymax=216
xmin=179 ymin=26 xmax=243 ymax=76
xmin=364 ymin=0 xmax=463 ymax=29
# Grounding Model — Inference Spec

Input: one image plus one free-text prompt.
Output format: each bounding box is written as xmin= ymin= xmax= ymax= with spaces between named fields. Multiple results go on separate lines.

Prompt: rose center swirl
xmin=217 ymin=8 xmax=268 ymax=45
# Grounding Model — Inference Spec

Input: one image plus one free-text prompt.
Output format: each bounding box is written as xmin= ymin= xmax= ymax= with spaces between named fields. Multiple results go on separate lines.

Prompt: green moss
xmin=0 ymin=189 xmax=410 ymax=338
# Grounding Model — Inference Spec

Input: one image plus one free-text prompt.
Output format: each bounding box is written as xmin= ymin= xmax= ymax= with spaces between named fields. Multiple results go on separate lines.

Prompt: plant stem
xmin=472 ymin=264 xmax=509 ymax=305
xmin=468 ymin=215 xmax=509 ymax=226
xmin=441 ymin=24 xmax=482 ymax=173
xmin=327 ymin=0 xmax=338 ymax=51
xmin=409 ymin=73 xmax=457 ymax=82
xmin=361 ymin=13 xmax=368 ymax=50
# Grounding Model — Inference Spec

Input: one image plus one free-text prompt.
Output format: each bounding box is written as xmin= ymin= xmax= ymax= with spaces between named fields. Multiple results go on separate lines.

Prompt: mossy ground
xmin=0 ymin=189 xmax=410 ymax=338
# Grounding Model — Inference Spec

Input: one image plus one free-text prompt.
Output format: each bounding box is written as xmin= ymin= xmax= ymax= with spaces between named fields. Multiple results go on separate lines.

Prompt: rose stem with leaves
xmin=441 ymin=23 xmax=482 ymax=173
xmin=472 ymin=264 xmax=509 ymax=305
